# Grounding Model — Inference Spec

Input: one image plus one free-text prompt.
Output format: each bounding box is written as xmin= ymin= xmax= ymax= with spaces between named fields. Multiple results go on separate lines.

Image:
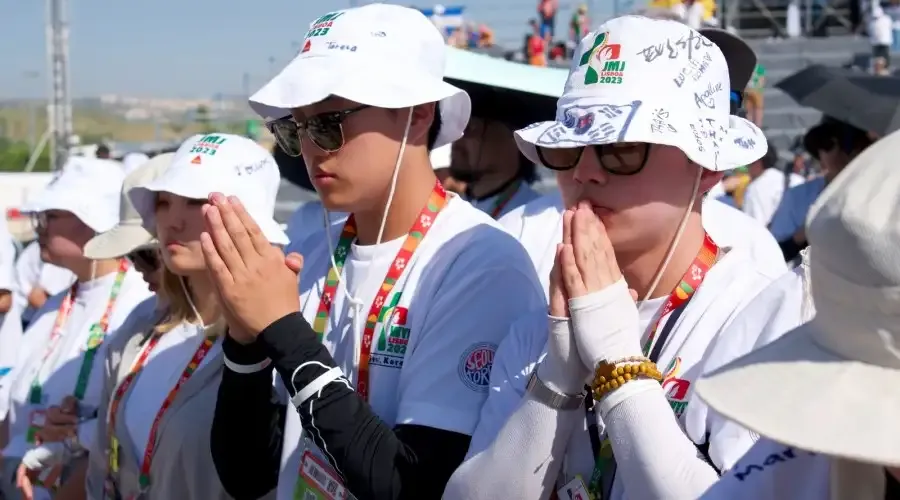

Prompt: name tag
xmin=294 ymin=438 xmax=352 ymax=500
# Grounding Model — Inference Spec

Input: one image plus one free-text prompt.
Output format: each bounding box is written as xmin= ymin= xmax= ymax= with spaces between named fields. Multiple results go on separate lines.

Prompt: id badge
xmin=293 ymin=438 xmax=353 ymax=500
xmin=557 ymin=475 xmax=592 ymax=500
xmin=26 ymin=409 xmax=47 ymax=444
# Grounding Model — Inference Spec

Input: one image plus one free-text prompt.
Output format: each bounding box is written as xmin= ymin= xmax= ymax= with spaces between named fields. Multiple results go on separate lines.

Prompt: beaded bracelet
xmin=591 ymin=357 xmax=663 ymax=401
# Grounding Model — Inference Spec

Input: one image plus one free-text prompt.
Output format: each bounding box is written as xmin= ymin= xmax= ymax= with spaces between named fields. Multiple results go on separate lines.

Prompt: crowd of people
xmin=0 ymin=3 xmax=898 ymax=500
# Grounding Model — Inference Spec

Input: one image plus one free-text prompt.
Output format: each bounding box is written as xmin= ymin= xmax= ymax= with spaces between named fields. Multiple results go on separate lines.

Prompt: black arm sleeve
xmin=251 ymin=312 xmax=472 ymax=500
xmin=211 ymin=336 xmax=287 ymax=500
xmin=778 ymin=237 xmax=806 ymax=262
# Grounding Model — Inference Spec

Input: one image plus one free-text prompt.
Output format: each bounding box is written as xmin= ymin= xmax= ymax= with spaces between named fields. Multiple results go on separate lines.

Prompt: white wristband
xmin=290 ymin=366 xmax=344 ymax=408
xmin=224 ymin=356 xmax=272 ymax=374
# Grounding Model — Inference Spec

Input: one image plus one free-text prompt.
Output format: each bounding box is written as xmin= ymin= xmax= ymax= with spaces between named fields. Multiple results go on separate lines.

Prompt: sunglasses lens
xmin=307 ymin=118 xmax=344 ymax=152
xmin=598 ymin=143 xmax=648 ymax=174
xmin=536 ymin=146 xmax=583 ymax=170
xmin=269 ymin=119 xmax=303 ymax=157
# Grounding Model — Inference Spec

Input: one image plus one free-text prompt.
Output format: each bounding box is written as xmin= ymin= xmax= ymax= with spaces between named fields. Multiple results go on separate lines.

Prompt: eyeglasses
xmin=30 ymin=211 xmax=71 ymax=232
xmin=536 ymin=142 xmax=651 ymax=174
xmin=126 ymin=248 xmax=159 ymax=272
xmin=267 ymin=104 xmax=370 ymax=157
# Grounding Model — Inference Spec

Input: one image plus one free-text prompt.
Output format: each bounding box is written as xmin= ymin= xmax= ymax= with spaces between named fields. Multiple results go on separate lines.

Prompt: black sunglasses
xmin=537 ymin=142 xmax=651 ymax=174
xmin=127 ymin=248 xmax=159 ymax=272
xmin=267 ymin=104 xmax=370 ymax=157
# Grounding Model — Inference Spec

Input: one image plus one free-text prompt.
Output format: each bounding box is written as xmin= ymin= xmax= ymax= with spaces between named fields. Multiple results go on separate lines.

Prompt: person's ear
xmin=406 ymin=103 xmax=436 ymax=148
xmin=699 ymin=169 xmax=724 ymax=195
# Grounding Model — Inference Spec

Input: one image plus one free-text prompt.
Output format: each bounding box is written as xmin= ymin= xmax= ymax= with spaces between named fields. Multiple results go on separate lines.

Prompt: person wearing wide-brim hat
xmin=695 ymin=128 xmax=900 ymax=500
xmin=205 ymin=4 xmax=545 ymax=500
xmin=445 ymin=15 xmax=775 ymax=500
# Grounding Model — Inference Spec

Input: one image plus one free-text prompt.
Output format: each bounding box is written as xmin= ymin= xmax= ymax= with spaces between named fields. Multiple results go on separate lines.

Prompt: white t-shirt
xmin=1 ymin=268 xmax=151 ymax=459
xmin=12 ymin=242 xmax=75 ymax=322
xmin=498 ymin=191 xmax=787 ymax=298
xmin=742 ymin=169 xmax=805 ymax=227
xmin=870 ymin=12 xmax=894 ymax=45
xmin=124 ymin=321 xmax=222 ymax=459
xmin=471 ymin=183 xmax=541 ymax=220
xmin=700 ymin=438 xmax=830 ymax=499
xmin=285 ymin=201 xmax=348 ymax=244
xmin=275 ymin=195 xmax=547 ymax=500
xmin=0 ymin=222 xmax=17 ymax=333
xmin=768 ymin=177 xmax=826 ymax=242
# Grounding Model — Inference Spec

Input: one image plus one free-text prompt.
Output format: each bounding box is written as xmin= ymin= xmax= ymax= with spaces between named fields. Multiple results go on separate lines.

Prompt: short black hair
xmin=427 ymin=105 xmax=443 ymax=151
xmin=96 ymin=144 xmax=110 ymax=157
xmin=761 ymin=139 xmax=779 ymax=169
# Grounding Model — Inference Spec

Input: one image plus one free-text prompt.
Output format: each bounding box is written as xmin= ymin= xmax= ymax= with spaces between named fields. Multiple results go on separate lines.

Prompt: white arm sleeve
xmin=601 ymin=385 xmax=720 ymax=499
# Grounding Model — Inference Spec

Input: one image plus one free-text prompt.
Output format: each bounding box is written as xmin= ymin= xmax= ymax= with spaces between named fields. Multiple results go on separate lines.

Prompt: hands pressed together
xmin=545 ymin=201 xmax=642 ymax=391
xmin=199 ymin=193 xmax=305 ymax=344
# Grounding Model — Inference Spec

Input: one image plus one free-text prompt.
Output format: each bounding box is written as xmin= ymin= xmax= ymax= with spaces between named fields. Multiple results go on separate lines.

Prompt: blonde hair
xmin=155 ymin=266 xmax=225 ymax=336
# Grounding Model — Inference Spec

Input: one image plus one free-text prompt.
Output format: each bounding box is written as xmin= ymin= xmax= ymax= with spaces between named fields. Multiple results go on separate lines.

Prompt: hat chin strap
xmin=639 ymin=166 xmax=703 ymax=304
xmin=320 ymin=108 xmax=415 ymax=364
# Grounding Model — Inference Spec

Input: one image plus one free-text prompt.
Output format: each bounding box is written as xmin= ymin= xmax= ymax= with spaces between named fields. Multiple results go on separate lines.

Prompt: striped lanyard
xmin=488 ymin=180 xmax=521 ymax=219
xmin=106 ymin=330 xmax=218 ymax=493
xmin=29 ymin=259 xmax=130 ymax=405
xmin=312 ymin=180 xmax=448 ymax=401
xmin=588 ymin=232 xmax=719 ymax=499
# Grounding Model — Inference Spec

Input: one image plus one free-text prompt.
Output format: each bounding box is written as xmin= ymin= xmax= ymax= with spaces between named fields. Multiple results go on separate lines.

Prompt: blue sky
xmin=0 ymin=1 xmax=615 ymax=99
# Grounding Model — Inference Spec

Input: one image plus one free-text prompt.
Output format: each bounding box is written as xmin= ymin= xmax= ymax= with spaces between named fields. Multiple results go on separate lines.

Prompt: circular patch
xmin=562 ymin=108 xmax=595 ymax=136
xmin=458 ymin=342 xmax=497 ymax=393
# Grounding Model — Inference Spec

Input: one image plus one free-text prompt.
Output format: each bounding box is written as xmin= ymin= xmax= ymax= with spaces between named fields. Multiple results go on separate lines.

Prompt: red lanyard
xmin=311 ymin=180 xmax=448 ymax=401
xmin=641 ymin=232 xmax=719 ymax=355
xmin=488 ymin=180 xmax=521 ymax=219
xmin=106 ymin=331 xmax=217 ymax=490
xmin=29 ymin=259 xmax=130 ymax=405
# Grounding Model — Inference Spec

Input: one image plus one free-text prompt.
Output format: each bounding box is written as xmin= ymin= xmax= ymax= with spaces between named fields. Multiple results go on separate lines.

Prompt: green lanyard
xmin=28 ymin=260 xmax=130 ymax=405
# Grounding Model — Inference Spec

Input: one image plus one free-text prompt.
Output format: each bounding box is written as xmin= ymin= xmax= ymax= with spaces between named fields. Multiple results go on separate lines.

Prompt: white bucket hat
xmin=697 ymin=129 xmax=900 ymax=466
xmin=248 ymin=3 xmax=471 ymax=149
xmin=83 ymin=153 xmax=173 ymax=259
xmin=128 ymin=133 xmax=289 ymax=245
xmin=22 ymin=157 xmax=125 ymax=233
xmin=514 ymin=15 xmax=767 ymax=172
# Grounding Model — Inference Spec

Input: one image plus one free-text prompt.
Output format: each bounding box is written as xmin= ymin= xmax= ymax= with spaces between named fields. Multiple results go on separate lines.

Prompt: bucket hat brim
xmin=514 ymin=96 xmax=767 ymax=172
xmin=696 ymin=318 xmax=900 ymax=467
xmin=249 ymin=55 xmax=471 ymax=149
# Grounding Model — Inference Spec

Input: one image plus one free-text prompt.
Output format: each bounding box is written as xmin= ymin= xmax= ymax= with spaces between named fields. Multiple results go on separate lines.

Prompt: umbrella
xmin=775 ymin=64 xmax=900 ymax=136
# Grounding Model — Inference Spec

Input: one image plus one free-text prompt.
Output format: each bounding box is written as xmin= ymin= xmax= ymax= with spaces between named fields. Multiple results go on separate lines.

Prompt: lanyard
xmin=312 ymin=180 xmax=448 ymax=401
xmin=29 ymin=259 xmax=130 ymax=405
xmin=587 ymin=232 xmax=719 ymax=499
xmin=106 ymin=331 xmax=218 ymax=491
xmin=488 ymin=180 xmax=521 ymax=219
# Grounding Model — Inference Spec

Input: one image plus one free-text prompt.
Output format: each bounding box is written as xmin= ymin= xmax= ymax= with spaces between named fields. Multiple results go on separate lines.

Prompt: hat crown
xmin=805 ymin=130 xmax=900 ymax=369
xmin=808 ymin=131 xmax=900 ymax=290
xmin=296 ymin=4 xmax=447 ymax=84
xmin=562 ymin=16 xmax=730 ymax=122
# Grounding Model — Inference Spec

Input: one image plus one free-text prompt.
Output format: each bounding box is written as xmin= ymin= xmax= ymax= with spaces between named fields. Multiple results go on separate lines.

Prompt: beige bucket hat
xmin=696 ymin=129 xmax=900 ymax=466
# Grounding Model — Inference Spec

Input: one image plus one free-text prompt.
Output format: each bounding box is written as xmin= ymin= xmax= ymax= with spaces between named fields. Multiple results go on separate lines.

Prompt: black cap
xmin=699 ymin=28 xmax=758 ymax=90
